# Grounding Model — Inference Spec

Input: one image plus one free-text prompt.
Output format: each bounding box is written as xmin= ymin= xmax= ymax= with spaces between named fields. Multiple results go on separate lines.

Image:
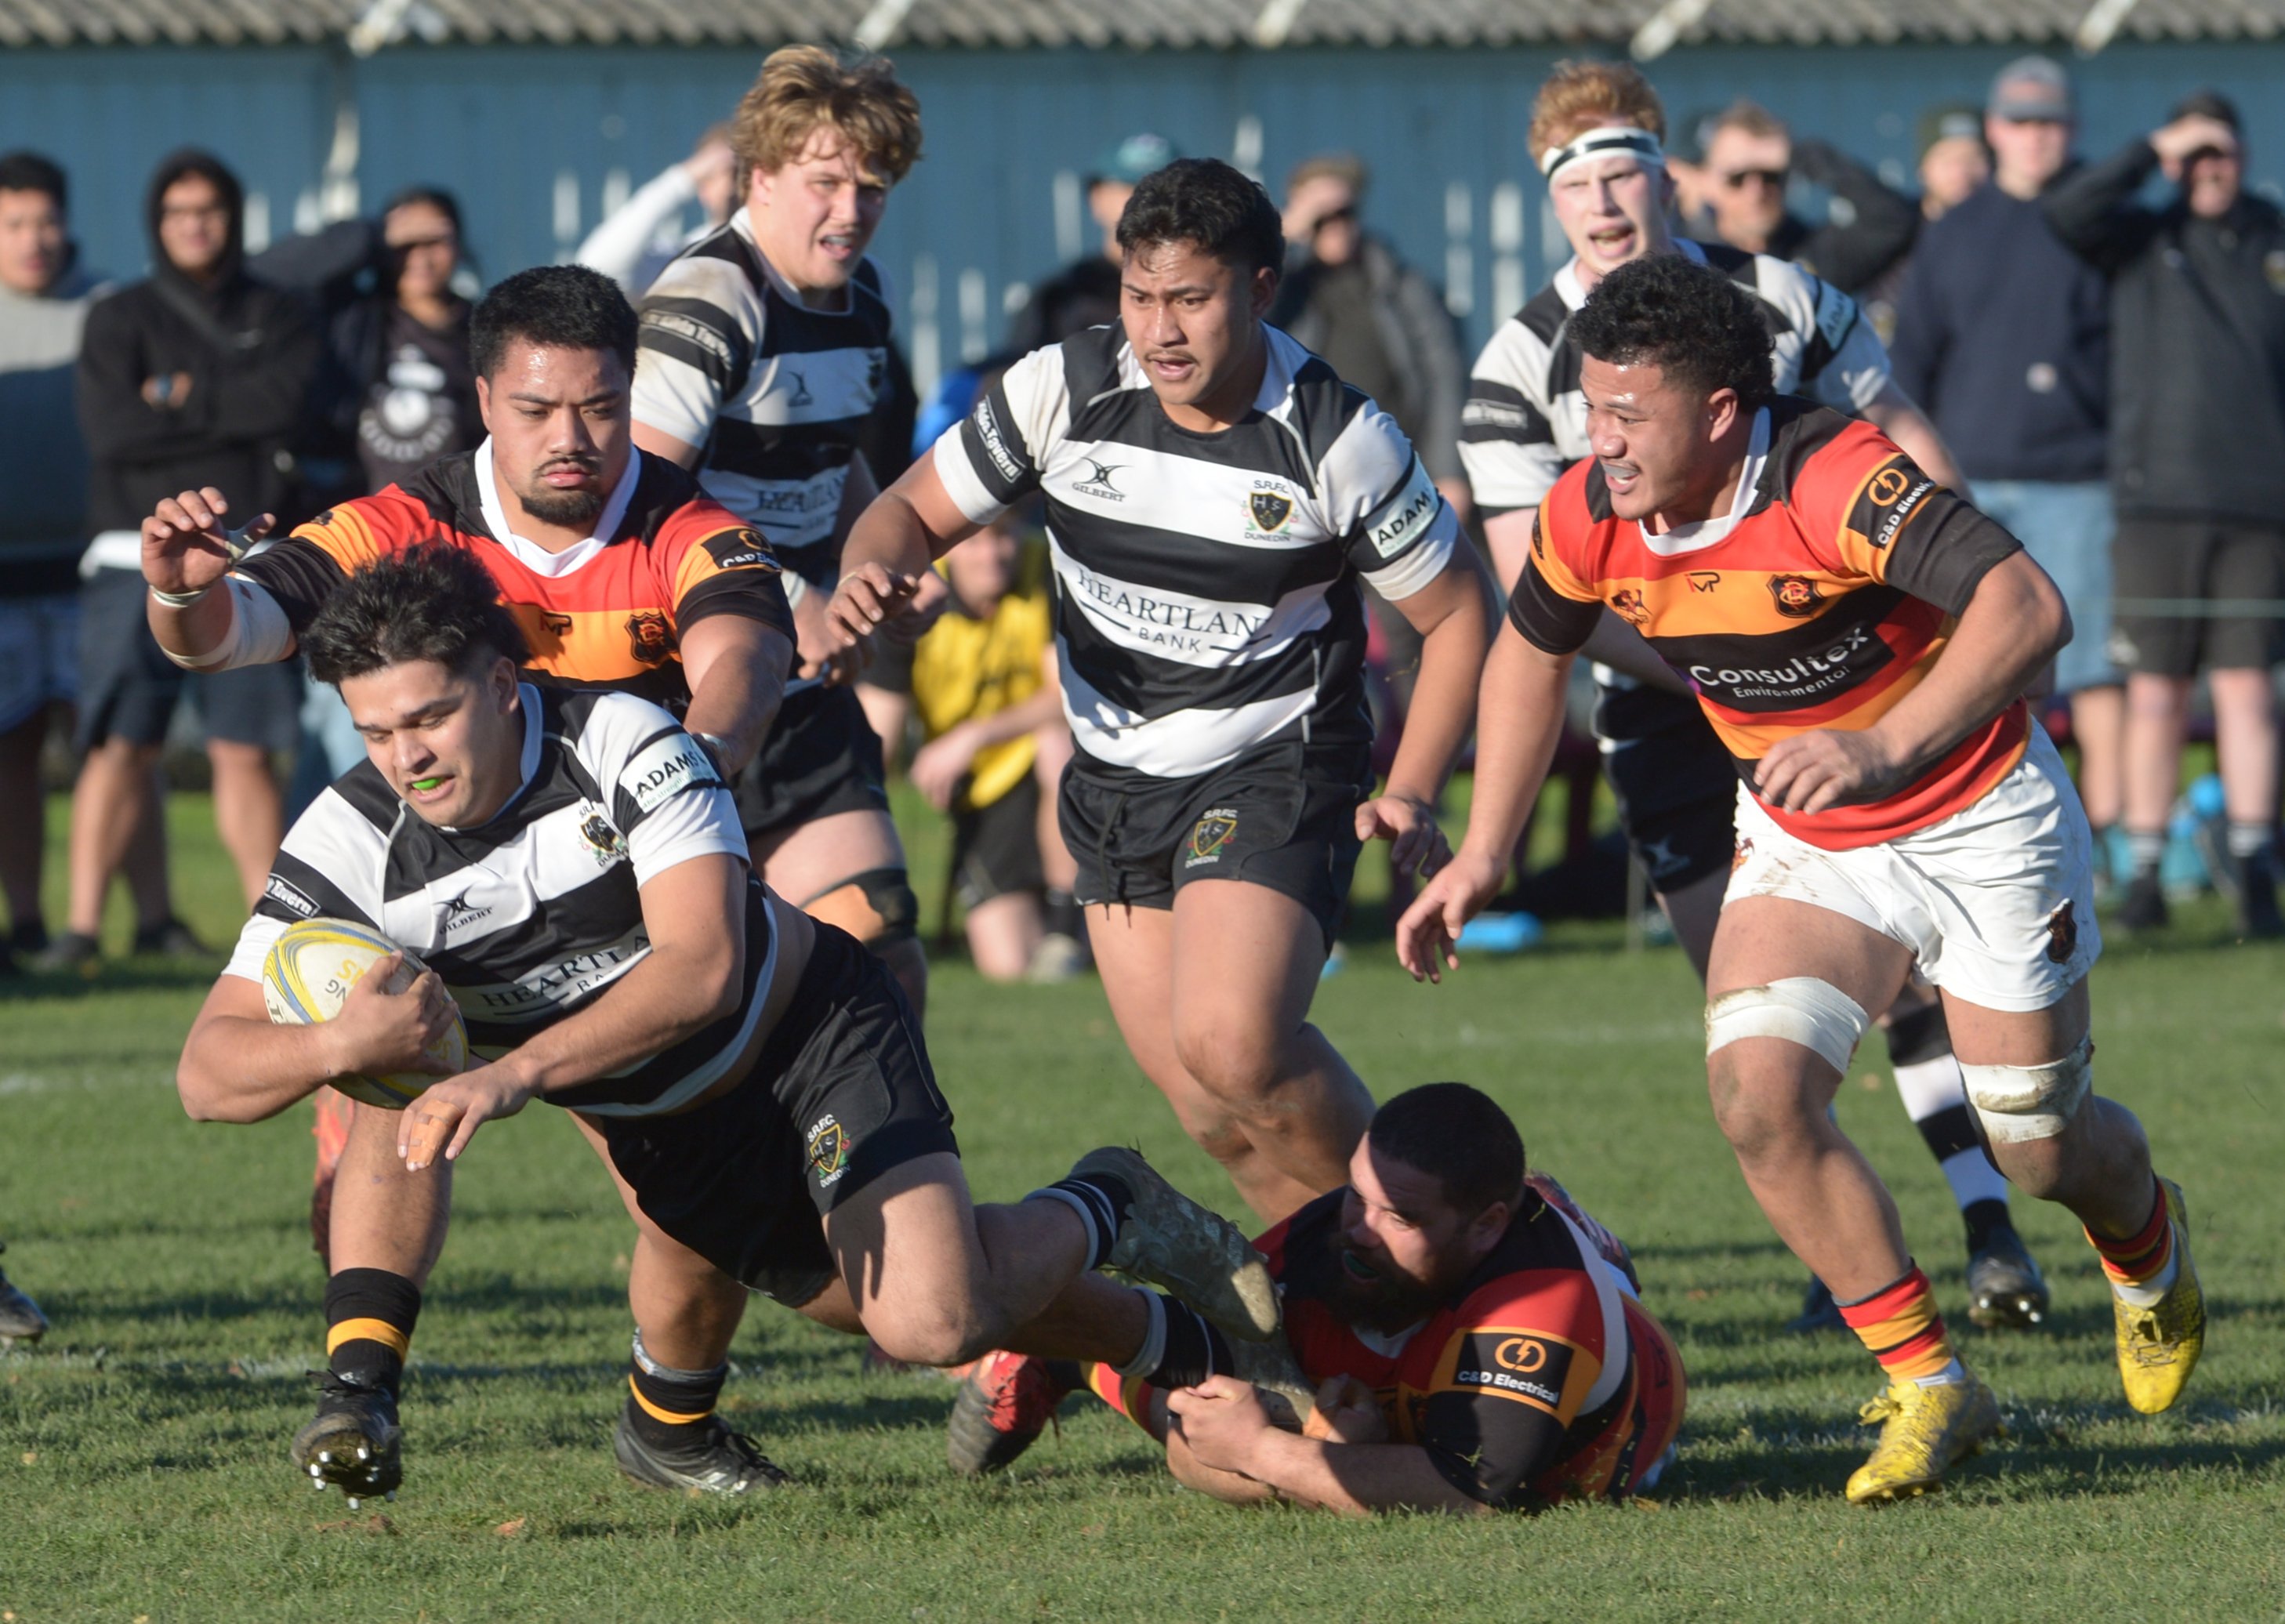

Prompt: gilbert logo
xmin=1072 ymin=459 xmax=1127 ymax=502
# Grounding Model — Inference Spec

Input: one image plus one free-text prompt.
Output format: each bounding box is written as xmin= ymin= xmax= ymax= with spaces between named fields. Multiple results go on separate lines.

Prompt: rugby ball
xmin=262 ymin=917 xmax=467 ymax=1111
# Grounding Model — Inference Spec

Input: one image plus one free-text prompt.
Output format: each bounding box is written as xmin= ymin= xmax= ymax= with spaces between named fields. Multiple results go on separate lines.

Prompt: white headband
xmin=1540 ymin=127 xmax=1667 ymax=181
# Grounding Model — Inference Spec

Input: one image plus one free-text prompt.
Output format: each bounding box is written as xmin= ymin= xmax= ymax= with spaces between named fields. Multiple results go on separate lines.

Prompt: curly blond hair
xmin=731 ymin=45 xmax=923 ymax=188
xmin=1527 ymin=60 xmax=1667 ymax=161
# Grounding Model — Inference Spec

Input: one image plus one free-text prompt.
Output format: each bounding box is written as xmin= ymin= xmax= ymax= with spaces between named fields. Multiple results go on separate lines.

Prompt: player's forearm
xmin=485 ymin=941 xmax=743 ymax=1099
xmin=179 ymin=1011 xmax=349 ymax=1122
xmin=956 ymin=688 xmax=1065 ymax=752
xmin=681 ymin=622 xmax=792 ymax=774
xmin=1384 ymin=576 xmax=1489 ymax=806
xmin=1862 ymin=392 xmax=1964 ymax=492
xmin=1239 ymin=1432 xmax=1487 ymax=1516
xmin=146 ymin=584 xmax=238 ymax=664
xmin=1870 ymin=555 xmax=2066 ymax=776
xmin=1456 ymin=627 xmax=1573 ymax=863
xmin=1580 ymin=609 xmax=1689 ymax=695
xmin=843 ymin=488 xmax=954 ymax=577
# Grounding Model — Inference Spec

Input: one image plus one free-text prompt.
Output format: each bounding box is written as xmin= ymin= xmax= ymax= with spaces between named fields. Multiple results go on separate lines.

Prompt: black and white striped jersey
xmin=223 ymin=684 xmax=774 ymax=1118
xmin=633 ymin=209 xmax=892 ymax=592
xmin=1460 ymin=239 xmax=1892 ymax=519
xmin=933 ymin=324 xmax=1460 ymax=781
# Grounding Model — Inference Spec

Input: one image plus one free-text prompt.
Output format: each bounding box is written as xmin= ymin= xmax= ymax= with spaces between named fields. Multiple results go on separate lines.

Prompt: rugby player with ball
xmin=176 ymin=546 xmax=1277 ymax=1505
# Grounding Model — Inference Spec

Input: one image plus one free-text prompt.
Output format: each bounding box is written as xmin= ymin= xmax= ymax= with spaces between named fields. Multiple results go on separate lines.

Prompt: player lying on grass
xmin=171 ymin=545 xmax=1280 ymax=1506
xmin=948 ymin=1084 xmax=1685 ymax=1516
xmin=1402 ymin=255 xmax=2204 ymax=1505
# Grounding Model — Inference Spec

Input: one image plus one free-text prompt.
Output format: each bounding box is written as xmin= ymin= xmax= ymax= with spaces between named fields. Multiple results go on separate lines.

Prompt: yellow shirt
xmin=909 ymin=581 xmax=1053 ymax=811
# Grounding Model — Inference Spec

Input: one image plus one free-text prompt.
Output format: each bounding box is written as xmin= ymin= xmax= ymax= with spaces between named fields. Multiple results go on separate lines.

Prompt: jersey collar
xmin=1554 ymin=237 xmax=1711 ymax=312
xmin=473 ymin=438 xmax=641 ymax=577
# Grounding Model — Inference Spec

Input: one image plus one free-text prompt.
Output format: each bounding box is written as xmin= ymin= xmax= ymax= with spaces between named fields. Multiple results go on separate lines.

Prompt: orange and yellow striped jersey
xmin=1509 ymin=401 xmax=2028 ymax=850
xmin=237 ymin=448 xmax=792 ymax=711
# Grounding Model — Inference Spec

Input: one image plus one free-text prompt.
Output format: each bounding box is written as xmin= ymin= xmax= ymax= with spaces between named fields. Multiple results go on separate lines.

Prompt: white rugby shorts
xmin=1725 ymin=723 xmax=2099 ymax=1012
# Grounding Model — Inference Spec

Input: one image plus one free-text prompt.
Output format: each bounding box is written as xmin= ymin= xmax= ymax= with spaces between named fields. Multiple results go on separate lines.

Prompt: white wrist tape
xmin=1705 ymin=977 xmax=1870 ymax=1075
xmin=158 ymin=577 xmax=293 ymax=672
xmin=1959 ymin=1036 xmax=2094 ymax=1145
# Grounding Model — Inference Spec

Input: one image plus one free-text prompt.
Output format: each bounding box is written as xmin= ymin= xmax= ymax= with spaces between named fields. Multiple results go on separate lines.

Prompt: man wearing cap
xmin=1006 ymin=134 xmax=1178 ymax=353
xmin=2045 ymin=90 xmax=2285 ymax=939
xmin=1888 ymin=58 xmax=2123 ymax=893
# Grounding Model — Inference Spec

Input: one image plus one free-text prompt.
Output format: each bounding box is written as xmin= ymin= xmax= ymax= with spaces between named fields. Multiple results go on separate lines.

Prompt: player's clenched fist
xmin=318 ymin=952 xmax=459 ymax=1082
xmin=397 ymin=1064 xmax=539 ymax=1173
xmin=1393 ymin=847 xmax=1507 ymax=984
xmin=1303 ymin=1375 xmax=1388 ymax=1445
xmin=140 ymin=485 xmax=273 ymax=598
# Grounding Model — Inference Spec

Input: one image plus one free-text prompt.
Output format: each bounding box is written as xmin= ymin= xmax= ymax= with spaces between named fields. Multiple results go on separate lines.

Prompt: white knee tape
xmin=1704 ymin=977 xmax=1870 ymax=1075
xmin=1959 ymin=1036 xmax=2093 ymax=1144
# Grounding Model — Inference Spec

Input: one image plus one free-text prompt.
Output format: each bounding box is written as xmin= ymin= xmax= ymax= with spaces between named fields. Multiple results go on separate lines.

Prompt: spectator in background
xmin=1698 ymin=100 xmax=1920 ymax=295
xmin=0 ymin=152 xmax=104 ymax=975
xmin=2046 ymin=91 xmax=2285 ymax=938
xmin=1859 ymin=107 xmax=1990 ymax=346
xmin=906 ymin=513 xmax=1086 ymax=981
xmin=576 ymin=124 xmax=737 ymax=298
xmin=49 ymin=150 xmax=317 ymax=972
xmin=1271 ymin=153 xmax=1468 ymax=525
xmin=1888 ymin=58 xmax=2124 ymax=886
xmin=1004 ymin=132 xmax=1176 ymax=354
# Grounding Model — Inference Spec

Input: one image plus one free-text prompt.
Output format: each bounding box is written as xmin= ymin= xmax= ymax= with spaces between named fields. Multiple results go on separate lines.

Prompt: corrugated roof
xmin=0 ymin=0 xmax=2279 ymax=50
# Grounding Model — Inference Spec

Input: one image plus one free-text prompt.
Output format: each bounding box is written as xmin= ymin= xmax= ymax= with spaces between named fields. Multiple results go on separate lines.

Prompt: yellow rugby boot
xmin=1843 ymin=1376 xmax=2004 ymax=1505
xmin=2115 ymin=1177 xmax=2205 ymax=1415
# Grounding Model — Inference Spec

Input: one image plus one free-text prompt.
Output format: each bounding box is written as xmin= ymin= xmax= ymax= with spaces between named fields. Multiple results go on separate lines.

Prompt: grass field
xmin=3 ymin=788 xmax=2283 ymax=1622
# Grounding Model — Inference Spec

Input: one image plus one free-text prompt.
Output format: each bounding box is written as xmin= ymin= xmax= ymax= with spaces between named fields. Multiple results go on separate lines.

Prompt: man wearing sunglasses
xmin=1698 ymin=100 xmax=1920 ymax=297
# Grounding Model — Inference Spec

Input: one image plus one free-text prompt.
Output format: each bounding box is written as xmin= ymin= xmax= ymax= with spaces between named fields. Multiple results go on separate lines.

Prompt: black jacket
xmin=2045 ymin=139 xmax=2285 ymax=521
xmin=1765 ymin=140 xmax=1921 ymax=295
xmin=75 ymin=152 xmax=320 ymax=538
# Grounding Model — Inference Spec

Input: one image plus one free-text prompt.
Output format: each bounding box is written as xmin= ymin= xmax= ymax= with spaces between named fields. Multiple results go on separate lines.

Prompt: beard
xmin=1324 ymin=1233 xmax=1446 ymax=1336
xmin=518 ymin=480 xmax=607 ymax=529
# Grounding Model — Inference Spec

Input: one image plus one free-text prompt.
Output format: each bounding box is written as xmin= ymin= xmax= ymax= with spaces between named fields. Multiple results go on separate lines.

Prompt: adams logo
xmin=807 ymin=1114 xmax=851 ymax=1186
xmin=1072 ymin=459 xmax=1127 ymax=502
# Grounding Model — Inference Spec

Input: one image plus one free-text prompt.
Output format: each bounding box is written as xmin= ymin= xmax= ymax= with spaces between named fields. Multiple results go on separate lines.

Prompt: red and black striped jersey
xmin=1508 ymin=399 xmax=2028 ymax=849
xmin=1258 ymin=1182 xmax=1674 ymax=1509
xmin=235 ymin=447 xmax=792 ymax=712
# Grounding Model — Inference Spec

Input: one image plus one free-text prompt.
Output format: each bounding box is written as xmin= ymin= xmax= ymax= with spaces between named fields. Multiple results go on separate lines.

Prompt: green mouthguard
xmin=412 ymin=778 xmax=442 ymax=791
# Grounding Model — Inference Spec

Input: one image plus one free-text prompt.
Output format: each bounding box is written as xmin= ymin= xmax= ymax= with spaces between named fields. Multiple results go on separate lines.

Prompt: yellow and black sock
xmin=325 ymin=1267 xmax=420 ymax=1392
xmin=626 ymin=1330 xmax=728 ymax=1450
xmin=2087 ymin=1175 xmax=2177 ymax=1305
xmin=1837 ymin=1263 xmax=1964 ymax=1387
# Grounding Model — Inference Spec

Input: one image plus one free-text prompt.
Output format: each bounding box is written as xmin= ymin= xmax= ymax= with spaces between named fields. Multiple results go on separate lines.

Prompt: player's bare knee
xmin=1174 ymin=1019 xmax=1285 ymax=1113
xmin=868 ymin=1302 xmax=1003 ymax=1369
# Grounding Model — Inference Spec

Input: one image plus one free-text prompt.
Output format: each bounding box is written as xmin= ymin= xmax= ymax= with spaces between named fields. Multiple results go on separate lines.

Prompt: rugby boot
xmin=946 ymin=1350 xmax=1083 ymax=1476
xmin=1966 ymin=1227 xmax=2050 ymax=1331
xmin=2115 ymin=873 xmax=2169 ymax=933
xmin=292 ymin=1373 xmax=403 ymax=1507
xmin=1787 ymin=1276 xmax=1847 ymax=1335
xmin=1230 ymin=1327 xmax=1315 ymax=1430
xmin=2238 ymin=850 xmax=2285 ymax=941
xmin=132 ymin=915 xmax=210 ymax=956
xmin=0 ymin=1244 xmax=49 ymax=1346
xmin=31 ymin=930 xmax=100 ymax=977
xmin=612 ymin=1399 xmax=789 ymax=1494
xmin=1843 ymin=1376 xmax=2004 ymax=1505
xmin=1068 ymin=1146 xmax=1280 ymax=1343
xmin=2115 ymin=1177 xmax=2205 ymax=1415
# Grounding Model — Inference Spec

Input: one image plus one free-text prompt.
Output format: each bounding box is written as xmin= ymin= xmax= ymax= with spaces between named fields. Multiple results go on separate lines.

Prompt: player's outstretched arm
xmin=1757 ymin=549 xmax=2067 ymax=816
xmin=177 ymin=958 xmax=457 ymax=1124
xmin=1859 ymin=383 xmax=1965 ymax=492
xmin=1395 ymin=624 xmax=1576 ymax=982
xmin=1362 ymin=546 xmax=1493 ymax=881
xmin=399 ymin=854 xmax=749 ymax=1169
xmin=141 ymin=486 xmax=275 ymax=665
xmin=1167 ymin=1377 xmax=1485 ymax=1516
xmin=828 ymin=455 xmax=985 ymax=651
xmin=680 ymin=614 xmax=794 ymax=775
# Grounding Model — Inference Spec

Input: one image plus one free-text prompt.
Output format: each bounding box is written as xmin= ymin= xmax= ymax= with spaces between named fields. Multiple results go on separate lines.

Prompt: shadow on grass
xmin=0 ymin=957 xmax=225 ymax=1002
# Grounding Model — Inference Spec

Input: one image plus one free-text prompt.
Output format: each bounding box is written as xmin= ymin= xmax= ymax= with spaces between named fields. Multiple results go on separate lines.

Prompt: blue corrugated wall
xmin=2 ymin=41 xmax=2280 ymax=389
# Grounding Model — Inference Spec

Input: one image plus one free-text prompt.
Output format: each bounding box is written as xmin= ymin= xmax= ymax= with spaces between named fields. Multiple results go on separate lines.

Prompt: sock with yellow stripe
xmin=625 ymin=1328 xmax=728 ymax=1451
xmin=2087 ymin=1175 xmax=2178 ymax=1308
xmin=324 ymin=1267 xmax=420 ymax=1393
xmin=1837 ymin=1263 xmax=1967 ymax=1389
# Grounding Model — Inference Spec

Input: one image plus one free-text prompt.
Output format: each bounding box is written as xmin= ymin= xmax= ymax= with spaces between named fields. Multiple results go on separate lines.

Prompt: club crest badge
xmin=1767 ymin=575 xmax=1823 ymax=618
xmin=1248 ymin=491 xmax=1293 ymax=533
xmin=1186 ymin=807 xmax=1240 ymax=868
xmin=807 ymin=1114 xmax=851 ymax=1185
xmin=625 ymin=609 xmax=677 ymax=664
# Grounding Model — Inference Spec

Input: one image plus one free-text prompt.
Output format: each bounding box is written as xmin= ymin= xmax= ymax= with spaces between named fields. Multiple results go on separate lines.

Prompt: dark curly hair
xmin=1367 ymin=1082 xmax=1525 ymax=1217
xmin=470 ymin=263 xmax=637 ymax=381
xmin=303 ymin=543 xmax=531 ymax=687
xmin=1569 ymin=254 xmax=1775 ymax=411
xmin=1117 ymin=157 xmax=1284 ymax=280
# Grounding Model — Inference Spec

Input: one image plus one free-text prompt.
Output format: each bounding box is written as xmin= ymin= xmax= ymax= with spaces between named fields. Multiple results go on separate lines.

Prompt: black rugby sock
xmin=626 ymin=1332 xmax=728 ymax=1450
xmin=1027 ymin=1172 xmax=1136 ymax=1271
xmin=1143 ymin=1300 xmax=1234 ymax=1390
xmin=325 ymin=1267 xmax=421 ymax=1392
